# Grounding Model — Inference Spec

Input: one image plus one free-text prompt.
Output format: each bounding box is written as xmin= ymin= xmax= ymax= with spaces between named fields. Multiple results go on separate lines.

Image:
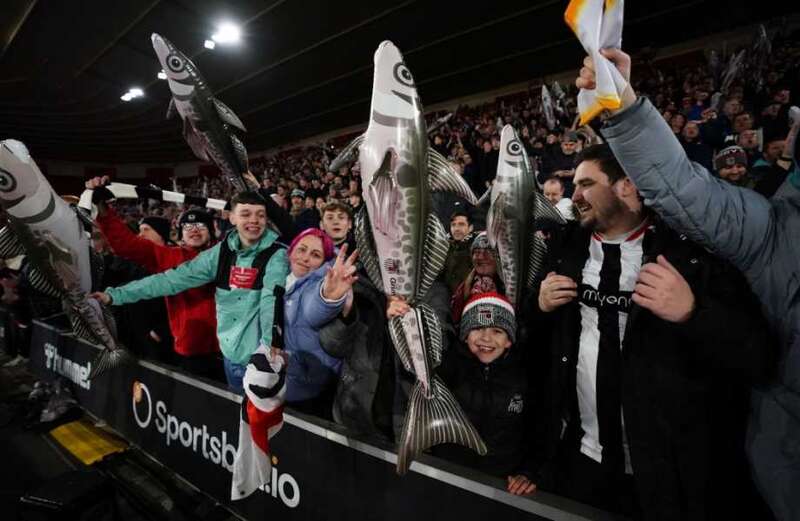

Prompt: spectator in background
xmin=304 ymin=195 xmax=316 ymax=211
xmin=349 ymin=191 xmax=363 ymax=213
xmin=476 ymin=139 xmax=499 ymax=197
xmin=138 ymin=216 xmax=172 ymax=246
xmin=715 ymin=146 xmax=755 ymax=189
xmin=680 ymin=121 xmax=714 ymax=171
xmin=701 ymin=99 xmax=739 ymax=149
xmin=541 ymin=131 xmax=579 ymax=197
xmin=462 ymin=150 xmax=482 ymax=198
xmin=320 ymin=201 xmax=354 ymax=253
xmin=669 ymin=113 xmax=687 ymax=136
xmin=289 ymin=188 xmax=319 ymax=231
xmin=751 ymin=133 xmax=795 ymax=198
xmin=443 ymin=209 xmax=476 ymax=293
xmin=451 ymin=232 xmax=504 ymax=324
xmin=542 ymin=177 xmax=575 ymax=221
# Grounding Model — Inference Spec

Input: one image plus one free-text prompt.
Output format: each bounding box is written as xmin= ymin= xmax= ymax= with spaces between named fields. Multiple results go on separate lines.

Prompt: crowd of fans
xmin=2 ymin=20 xmax=799 ymax=521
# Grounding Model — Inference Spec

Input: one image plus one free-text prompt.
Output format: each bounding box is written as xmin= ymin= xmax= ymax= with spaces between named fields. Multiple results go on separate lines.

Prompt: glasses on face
xmin=181 ymin=223 xmax=208 ymax=232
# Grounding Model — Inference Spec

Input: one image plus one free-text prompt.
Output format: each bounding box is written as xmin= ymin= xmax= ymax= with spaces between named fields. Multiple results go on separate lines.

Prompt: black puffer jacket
xmin=319 ymin=276 xmax=395 ymax=440
xmin=433 ymin=341 xmax=533 ymax=478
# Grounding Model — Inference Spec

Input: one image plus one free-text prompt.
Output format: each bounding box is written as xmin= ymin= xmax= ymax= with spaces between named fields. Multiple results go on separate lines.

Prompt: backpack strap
xmin=251 ymin=243 xmax=283 ymax=290
xmin=215 ymin=232 xmax=237 ymax=290
xmin=216 ymin=235 xmax=286 ymax=291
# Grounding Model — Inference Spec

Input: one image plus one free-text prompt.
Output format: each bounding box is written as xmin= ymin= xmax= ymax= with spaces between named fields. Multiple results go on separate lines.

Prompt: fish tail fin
xmin=396 ymin=375 xmax=486 ymax=475
xmin=88 ymin=347 xmax=134 ymax=380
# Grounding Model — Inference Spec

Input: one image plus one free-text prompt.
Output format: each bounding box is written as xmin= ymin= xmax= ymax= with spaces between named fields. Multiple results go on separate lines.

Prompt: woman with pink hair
xmin=283 ymin=228 xmax=358 ymax=414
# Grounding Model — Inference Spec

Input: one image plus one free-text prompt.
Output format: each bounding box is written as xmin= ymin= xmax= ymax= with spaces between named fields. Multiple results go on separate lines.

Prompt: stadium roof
xmin=0 ymin=0 xmax=793 ymax=163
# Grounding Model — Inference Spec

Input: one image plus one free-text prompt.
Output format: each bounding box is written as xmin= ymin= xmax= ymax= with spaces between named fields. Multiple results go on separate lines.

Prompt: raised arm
xmin=104 ymin=243 xmax=219 ymax=305
xmin=602 ymin=97 xmax=775 ymax=273
xmin=96 ymin=205 xmax=163 ymax=273
xmin=579 ymin=49 xmax=776 ymax=275
xmin=87 ymin=176 xmax=166 ymax=273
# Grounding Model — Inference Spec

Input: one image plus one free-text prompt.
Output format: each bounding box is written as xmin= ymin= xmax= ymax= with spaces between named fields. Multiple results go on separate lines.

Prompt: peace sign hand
xmin=322 ymin=243 xmax=359 ymax=302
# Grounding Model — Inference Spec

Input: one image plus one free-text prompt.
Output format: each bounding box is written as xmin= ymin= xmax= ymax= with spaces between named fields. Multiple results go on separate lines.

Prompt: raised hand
xmin=84 ymin=175 xmax=113 ymax=215
xmin=85 ymin=175 xmax=110 ymax=190
xmin=576 ymin=49 xmax=635 ymax=112
xmin=322 ymin=243 xmax=359 ymax=302
xmin=242 ymin=170 xmax=261 ymax=190
xmin=633 ymin=255 xmax=695 ymax=323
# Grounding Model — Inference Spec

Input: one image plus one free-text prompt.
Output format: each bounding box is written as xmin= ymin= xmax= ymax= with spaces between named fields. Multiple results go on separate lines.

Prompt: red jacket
xmin=97 ymin=208 xmax=219 ymax=357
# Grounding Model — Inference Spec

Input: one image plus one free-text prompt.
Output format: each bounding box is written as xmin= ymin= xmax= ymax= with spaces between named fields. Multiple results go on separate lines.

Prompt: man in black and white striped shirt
xmin=529 ymin=144 xmax=773 ymax=520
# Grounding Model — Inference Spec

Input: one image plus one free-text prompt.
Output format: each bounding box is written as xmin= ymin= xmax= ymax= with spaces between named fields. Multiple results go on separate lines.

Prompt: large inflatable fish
xmin=0 ymin=140 xmax=131 ymax=378
xmin=487 ymin=125 xmax=565 ymax=309
xmin=343 ymin=41 xmax=484 ymax=474
xmin=151 ymin=33 xmax=250 ymax=193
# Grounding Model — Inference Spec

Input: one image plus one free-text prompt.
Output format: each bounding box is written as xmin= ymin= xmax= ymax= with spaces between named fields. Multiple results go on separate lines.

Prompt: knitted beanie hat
xmin=139 ymin=216 xmax=172 ymax=244
xmin=459 ymin=291 xmax=516 ymax=343
xmin=470 ymin=231 xmax=491 ymax=253
xmin=714 ymin=145 xmax=747 ymax=171
xmin=179 ymin=209 xmax=215 ymax=230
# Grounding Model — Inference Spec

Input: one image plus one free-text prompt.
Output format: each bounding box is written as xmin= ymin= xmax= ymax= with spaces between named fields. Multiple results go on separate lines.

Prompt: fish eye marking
xmin=393 ymin=62 xmax=414 ymax=87
xmin=0 ymin=168 xmax=17 ymax=193
xmin=167 ymin=54 xmax=185 ymax=73
xmin=506 ymin=140 xmax=523 ymax=156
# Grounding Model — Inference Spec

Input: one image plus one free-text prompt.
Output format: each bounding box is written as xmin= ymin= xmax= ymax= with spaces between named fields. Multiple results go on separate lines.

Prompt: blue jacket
xmin=602 ymin=97 xmax=798 ymax=521
xmin=284 ymin=263 xmax=345 ymax=402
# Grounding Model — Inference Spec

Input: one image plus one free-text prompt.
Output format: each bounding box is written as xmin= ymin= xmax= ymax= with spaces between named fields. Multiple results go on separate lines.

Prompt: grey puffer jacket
xmin=602 ymin=97 xmax=798 ymax=521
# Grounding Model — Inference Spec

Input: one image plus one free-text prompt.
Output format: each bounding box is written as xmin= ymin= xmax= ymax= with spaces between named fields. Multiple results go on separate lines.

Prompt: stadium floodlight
xmin=204 ymin=39 xmax=216 ymax=50
xmin=211 ymin=22 xmax=240 ymax=44
xmin=157 ymin=70 xmax=167 ymax=80
xmin=121 ymin=87 xmax=144 ymax=102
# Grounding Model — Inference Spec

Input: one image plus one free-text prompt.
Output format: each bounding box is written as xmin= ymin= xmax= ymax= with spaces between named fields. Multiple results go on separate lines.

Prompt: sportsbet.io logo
xmin=131 ymin=380 xmax=299 ymax=508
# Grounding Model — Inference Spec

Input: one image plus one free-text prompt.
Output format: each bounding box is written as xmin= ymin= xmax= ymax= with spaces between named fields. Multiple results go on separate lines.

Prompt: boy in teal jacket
xmin=92 ymin=192 xmax=289 ymax=394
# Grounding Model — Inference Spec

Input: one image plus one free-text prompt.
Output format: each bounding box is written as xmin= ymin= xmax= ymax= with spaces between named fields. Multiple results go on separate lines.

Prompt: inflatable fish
xmin=345 ymin=41 xmax=484 ymax=474
xmin=152 ymin=33 xmax=250 ymax=193
xmin=0 ymin=140 xmax=132 ymax=379
xmin=487 ymin=125 xmax=565 ymax=309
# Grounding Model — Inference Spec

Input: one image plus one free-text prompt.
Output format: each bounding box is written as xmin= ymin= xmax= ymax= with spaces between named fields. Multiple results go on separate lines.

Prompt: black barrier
xmin=28 ymin=318 xmax=620 ymax=521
